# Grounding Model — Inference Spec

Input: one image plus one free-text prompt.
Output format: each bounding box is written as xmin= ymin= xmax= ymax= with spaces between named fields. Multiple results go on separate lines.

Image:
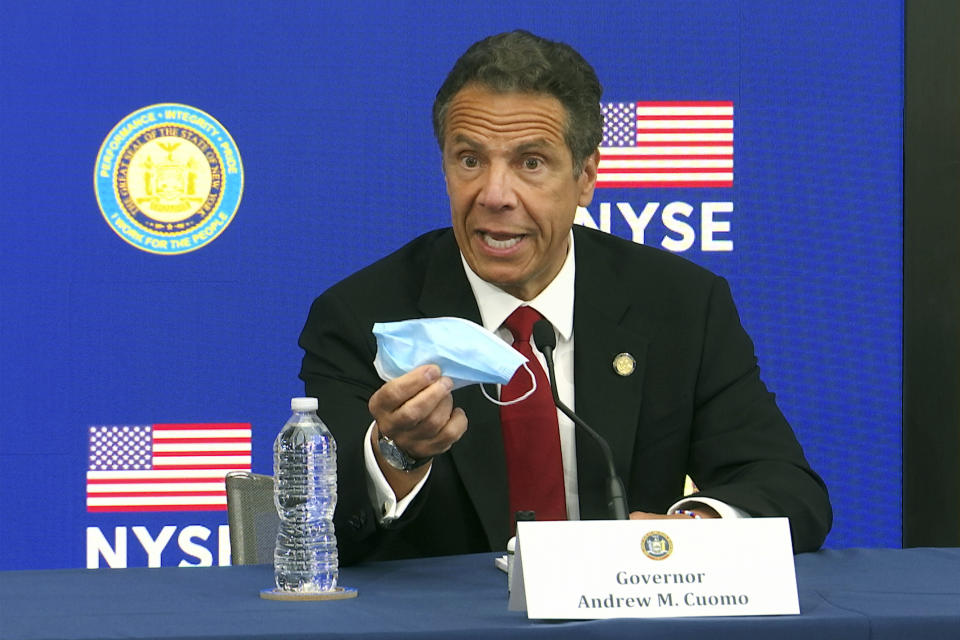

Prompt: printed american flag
xmin=86 ymin=423 xmax=251 ymax=512
xmin=597 ymin=101 xmax=734 ymax=188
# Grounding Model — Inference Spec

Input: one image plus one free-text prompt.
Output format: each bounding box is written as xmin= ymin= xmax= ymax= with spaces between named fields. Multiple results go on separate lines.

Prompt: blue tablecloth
xmin=1 ymin=548 xmax=958 ymax=639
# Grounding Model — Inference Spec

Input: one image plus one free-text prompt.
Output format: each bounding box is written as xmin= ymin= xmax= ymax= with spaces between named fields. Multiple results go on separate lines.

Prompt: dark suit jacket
xmin=299 ymin=226 xmax=832 ymax=563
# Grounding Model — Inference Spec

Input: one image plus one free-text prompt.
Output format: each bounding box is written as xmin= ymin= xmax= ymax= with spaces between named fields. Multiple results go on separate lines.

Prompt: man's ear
xmin=577 ymin=149 xmax=600 ymax=207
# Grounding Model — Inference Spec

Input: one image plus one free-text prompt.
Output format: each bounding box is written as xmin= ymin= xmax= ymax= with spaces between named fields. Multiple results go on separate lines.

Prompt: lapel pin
xmin=612 ymin=352 xmax=636 ymax=376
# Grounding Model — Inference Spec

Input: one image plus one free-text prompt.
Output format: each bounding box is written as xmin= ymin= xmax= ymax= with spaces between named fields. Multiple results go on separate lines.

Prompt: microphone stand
xmin=532 ymin=320 xmax=630 ymax=520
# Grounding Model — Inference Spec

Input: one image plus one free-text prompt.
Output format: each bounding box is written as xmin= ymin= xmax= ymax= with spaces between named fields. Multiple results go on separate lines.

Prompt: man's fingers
xmin=376 ymin=379 xmax=452 ymax=439
xmin=369 ymin=364 xmax=443 ymax=415
xmin=629 ymin=510 xmax=714 ymax=520
xmin=414 ymin=386 xmax=456 ymax=438
xmin=368 ymin=364 xmax=461 ymax=456
xmin=406 ymin=406 xmax=467 ymax=459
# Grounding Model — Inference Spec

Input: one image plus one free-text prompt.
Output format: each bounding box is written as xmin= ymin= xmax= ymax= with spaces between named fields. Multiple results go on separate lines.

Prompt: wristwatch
xmin=377 ymin=433 xmax=432 ymax=472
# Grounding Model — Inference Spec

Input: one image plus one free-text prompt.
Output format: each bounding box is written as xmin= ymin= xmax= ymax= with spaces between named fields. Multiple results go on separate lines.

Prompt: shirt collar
xmin=460 ymin=231 xmax=575 ymax=341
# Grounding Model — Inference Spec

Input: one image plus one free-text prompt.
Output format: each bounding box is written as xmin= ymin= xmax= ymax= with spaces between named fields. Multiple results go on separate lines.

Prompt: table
xmin=1 ymin=548 xmax=958 ymax=639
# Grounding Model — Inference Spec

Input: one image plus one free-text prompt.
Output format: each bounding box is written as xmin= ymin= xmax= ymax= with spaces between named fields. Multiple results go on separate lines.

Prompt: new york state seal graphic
xmin=94 ymin=104 xmax=243 ymax=254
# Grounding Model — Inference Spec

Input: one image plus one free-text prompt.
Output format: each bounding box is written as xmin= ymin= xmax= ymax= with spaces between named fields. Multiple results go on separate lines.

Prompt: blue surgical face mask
xmin=372 ymin=317 xmax=535 ymax=406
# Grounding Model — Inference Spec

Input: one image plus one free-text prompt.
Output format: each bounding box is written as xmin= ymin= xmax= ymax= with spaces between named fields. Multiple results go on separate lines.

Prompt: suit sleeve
xmin=687 ymin=276 xmax=833 ymax=552
xmin=299 ymin=288 xmax=441 ymax=565
xmin=298 ymin=285 xmax=494 ymax=564
xmin=298 ymin=289 xmax=384 ymax=564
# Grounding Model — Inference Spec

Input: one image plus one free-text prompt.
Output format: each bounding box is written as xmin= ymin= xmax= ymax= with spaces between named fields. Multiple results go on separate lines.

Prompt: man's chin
xmin=475 ymin=269 xmax=540 ymax=300
xmin=478 ymin=270 xmax=520 ymax=289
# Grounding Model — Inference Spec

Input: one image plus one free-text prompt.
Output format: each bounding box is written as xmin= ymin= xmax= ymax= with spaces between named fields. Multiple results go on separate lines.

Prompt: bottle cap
xmin=291 ymin=397 xmax=319 ymax=412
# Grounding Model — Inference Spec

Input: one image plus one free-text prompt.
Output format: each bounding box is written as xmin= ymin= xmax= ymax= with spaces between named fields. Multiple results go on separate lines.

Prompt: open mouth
xmin=481 ymin=232 xmax=524 ymax=250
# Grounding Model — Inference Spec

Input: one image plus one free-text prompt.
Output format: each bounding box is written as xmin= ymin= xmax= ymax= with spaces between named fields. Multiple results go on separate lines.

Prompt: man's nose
xmin=477 ymin=163 xmax=517 ymax=211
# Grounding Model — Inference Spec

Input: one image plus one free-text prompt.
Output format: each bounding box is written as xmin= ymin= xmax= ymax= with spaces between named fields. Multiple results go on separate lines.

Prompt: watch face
xmin=379 ymin=437 xmax=414 ymax=471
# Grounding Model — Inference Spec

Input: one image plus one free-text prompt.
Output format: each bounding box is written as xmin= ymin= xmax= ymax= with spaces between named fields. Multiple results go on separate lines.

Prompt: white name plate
xmin=508 ymin=518 xmax=799 ymax=619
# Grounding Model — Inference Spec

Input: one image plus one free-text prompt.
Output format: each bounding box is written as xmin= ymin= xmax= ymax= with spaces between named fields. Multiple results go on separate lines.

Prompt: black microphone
xmin=532 ymin=319 xmax=630 ymax=520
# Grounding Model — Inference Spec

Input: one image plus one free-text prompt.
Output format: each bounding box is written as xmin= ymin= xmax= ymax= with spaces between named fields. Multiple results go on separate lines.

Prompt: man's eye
xmin=523 ymin=157 xmax=542 ymax=170
xmin=460 ymin=155 xmax=479 ymax=168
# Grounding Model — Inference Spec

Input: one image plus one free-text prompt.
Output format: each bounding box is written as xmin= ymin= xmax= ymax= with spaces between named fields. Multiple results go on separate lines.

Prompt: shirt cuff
xmin=668 ymin=496 xmax=749 ymax=519
xmin=363 ymin=421 xmax=431 ymax=524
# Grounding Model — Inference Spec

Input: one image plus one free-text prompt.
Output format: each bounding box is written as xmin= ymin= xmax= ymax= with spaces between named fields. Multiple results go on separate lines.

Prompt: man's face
xmin=441 ymin=85 xmax=598 ymax=301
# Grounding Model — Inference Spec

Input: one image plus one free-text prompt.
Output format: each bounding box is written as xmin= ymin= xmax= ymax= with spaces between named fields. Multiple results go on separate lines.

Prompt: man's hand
xmin=368 ymin=364 xmax=467 ymax=498
xmin=629 ymin=505 xmax=720 ymax=520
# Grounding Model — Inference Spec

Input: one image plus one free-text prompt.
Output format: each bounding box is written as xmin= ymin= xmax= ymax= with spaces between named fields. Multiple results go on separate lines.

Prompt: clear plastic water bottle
xmin=273 ymin=397 xmax=338 ymax=592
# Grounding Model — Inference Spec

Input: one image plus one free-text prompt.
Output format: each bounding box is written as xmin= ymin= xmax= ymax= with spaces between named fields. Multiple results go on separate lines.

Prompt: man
xmin=299 ymin=31 xmax=832 ymax=565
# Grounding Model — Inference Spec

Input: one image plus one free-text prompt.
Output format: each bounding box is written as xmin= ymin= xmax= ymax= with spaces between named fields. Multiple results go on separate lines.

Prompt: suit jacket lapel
xmin=572 ymin=228 xmax=648 ymax=520
xmin=418 ymin=232 xmax=510 ymax=550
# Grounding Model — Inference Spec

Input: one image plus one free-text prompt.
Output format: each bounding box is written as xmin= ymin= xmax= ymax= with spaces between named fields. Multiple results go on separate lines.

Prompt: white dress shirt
xmin=364 ymin=233 xmax=744 ymax=523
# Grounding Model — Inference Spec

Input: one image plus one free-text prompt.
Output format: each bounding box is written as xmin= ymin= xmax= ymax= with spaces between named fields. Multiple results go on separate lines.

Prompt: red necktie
xmin=499 ymin=306 xmax=567 ymax=528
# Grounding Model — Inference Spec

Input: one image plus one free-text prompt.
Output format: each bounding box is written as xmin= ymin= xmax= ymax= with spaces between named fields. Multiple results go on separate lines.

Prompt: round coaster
xmin=260 ymin=586 xmax=358 ymax=601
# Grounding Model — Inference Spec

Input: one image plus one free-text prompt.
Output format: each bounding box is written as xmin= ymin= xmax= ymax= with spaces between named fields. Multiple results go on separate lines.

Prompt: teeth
xmin=482 ymin=233 xmax=522 ymax=249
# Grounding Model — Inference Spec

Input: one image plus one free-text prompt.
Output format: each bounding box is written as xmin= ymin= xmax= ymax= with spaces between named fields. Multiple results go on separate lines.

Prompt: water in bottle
xmin=273 ymin=397 xmax=338 ymax=592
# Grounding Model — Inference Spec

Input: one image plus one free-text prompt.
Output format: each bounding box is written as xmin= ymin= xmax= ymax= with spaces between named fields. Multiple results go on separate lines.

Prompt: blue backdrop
xmin=0 ymin=0 xmax=902 ymax=569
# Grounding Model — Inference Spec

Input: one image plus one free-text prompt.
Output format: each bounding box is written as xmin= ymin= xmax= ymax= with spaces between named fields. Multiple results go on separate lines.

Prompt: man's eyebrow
xmin=450 ymin=134 xmax=481 ymax=148
xmin=448 ymin=135 xmax=557 ymax=153
xmin=515 ymin=139 xmax=554 ymax=153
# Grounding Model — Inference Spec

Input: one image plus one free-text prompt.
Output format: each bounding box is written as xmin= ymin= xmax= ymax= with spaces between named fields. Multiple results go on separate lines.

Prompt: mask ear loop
xmin=480 ymin=362 xmax=538 ymax=406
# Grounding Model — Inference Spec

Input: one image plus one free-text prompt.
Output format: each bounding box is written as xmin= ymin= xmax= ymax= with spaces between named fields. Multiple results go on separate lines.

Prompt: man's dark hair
xmin=432 ymin=30 xmax=603 ymax=176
